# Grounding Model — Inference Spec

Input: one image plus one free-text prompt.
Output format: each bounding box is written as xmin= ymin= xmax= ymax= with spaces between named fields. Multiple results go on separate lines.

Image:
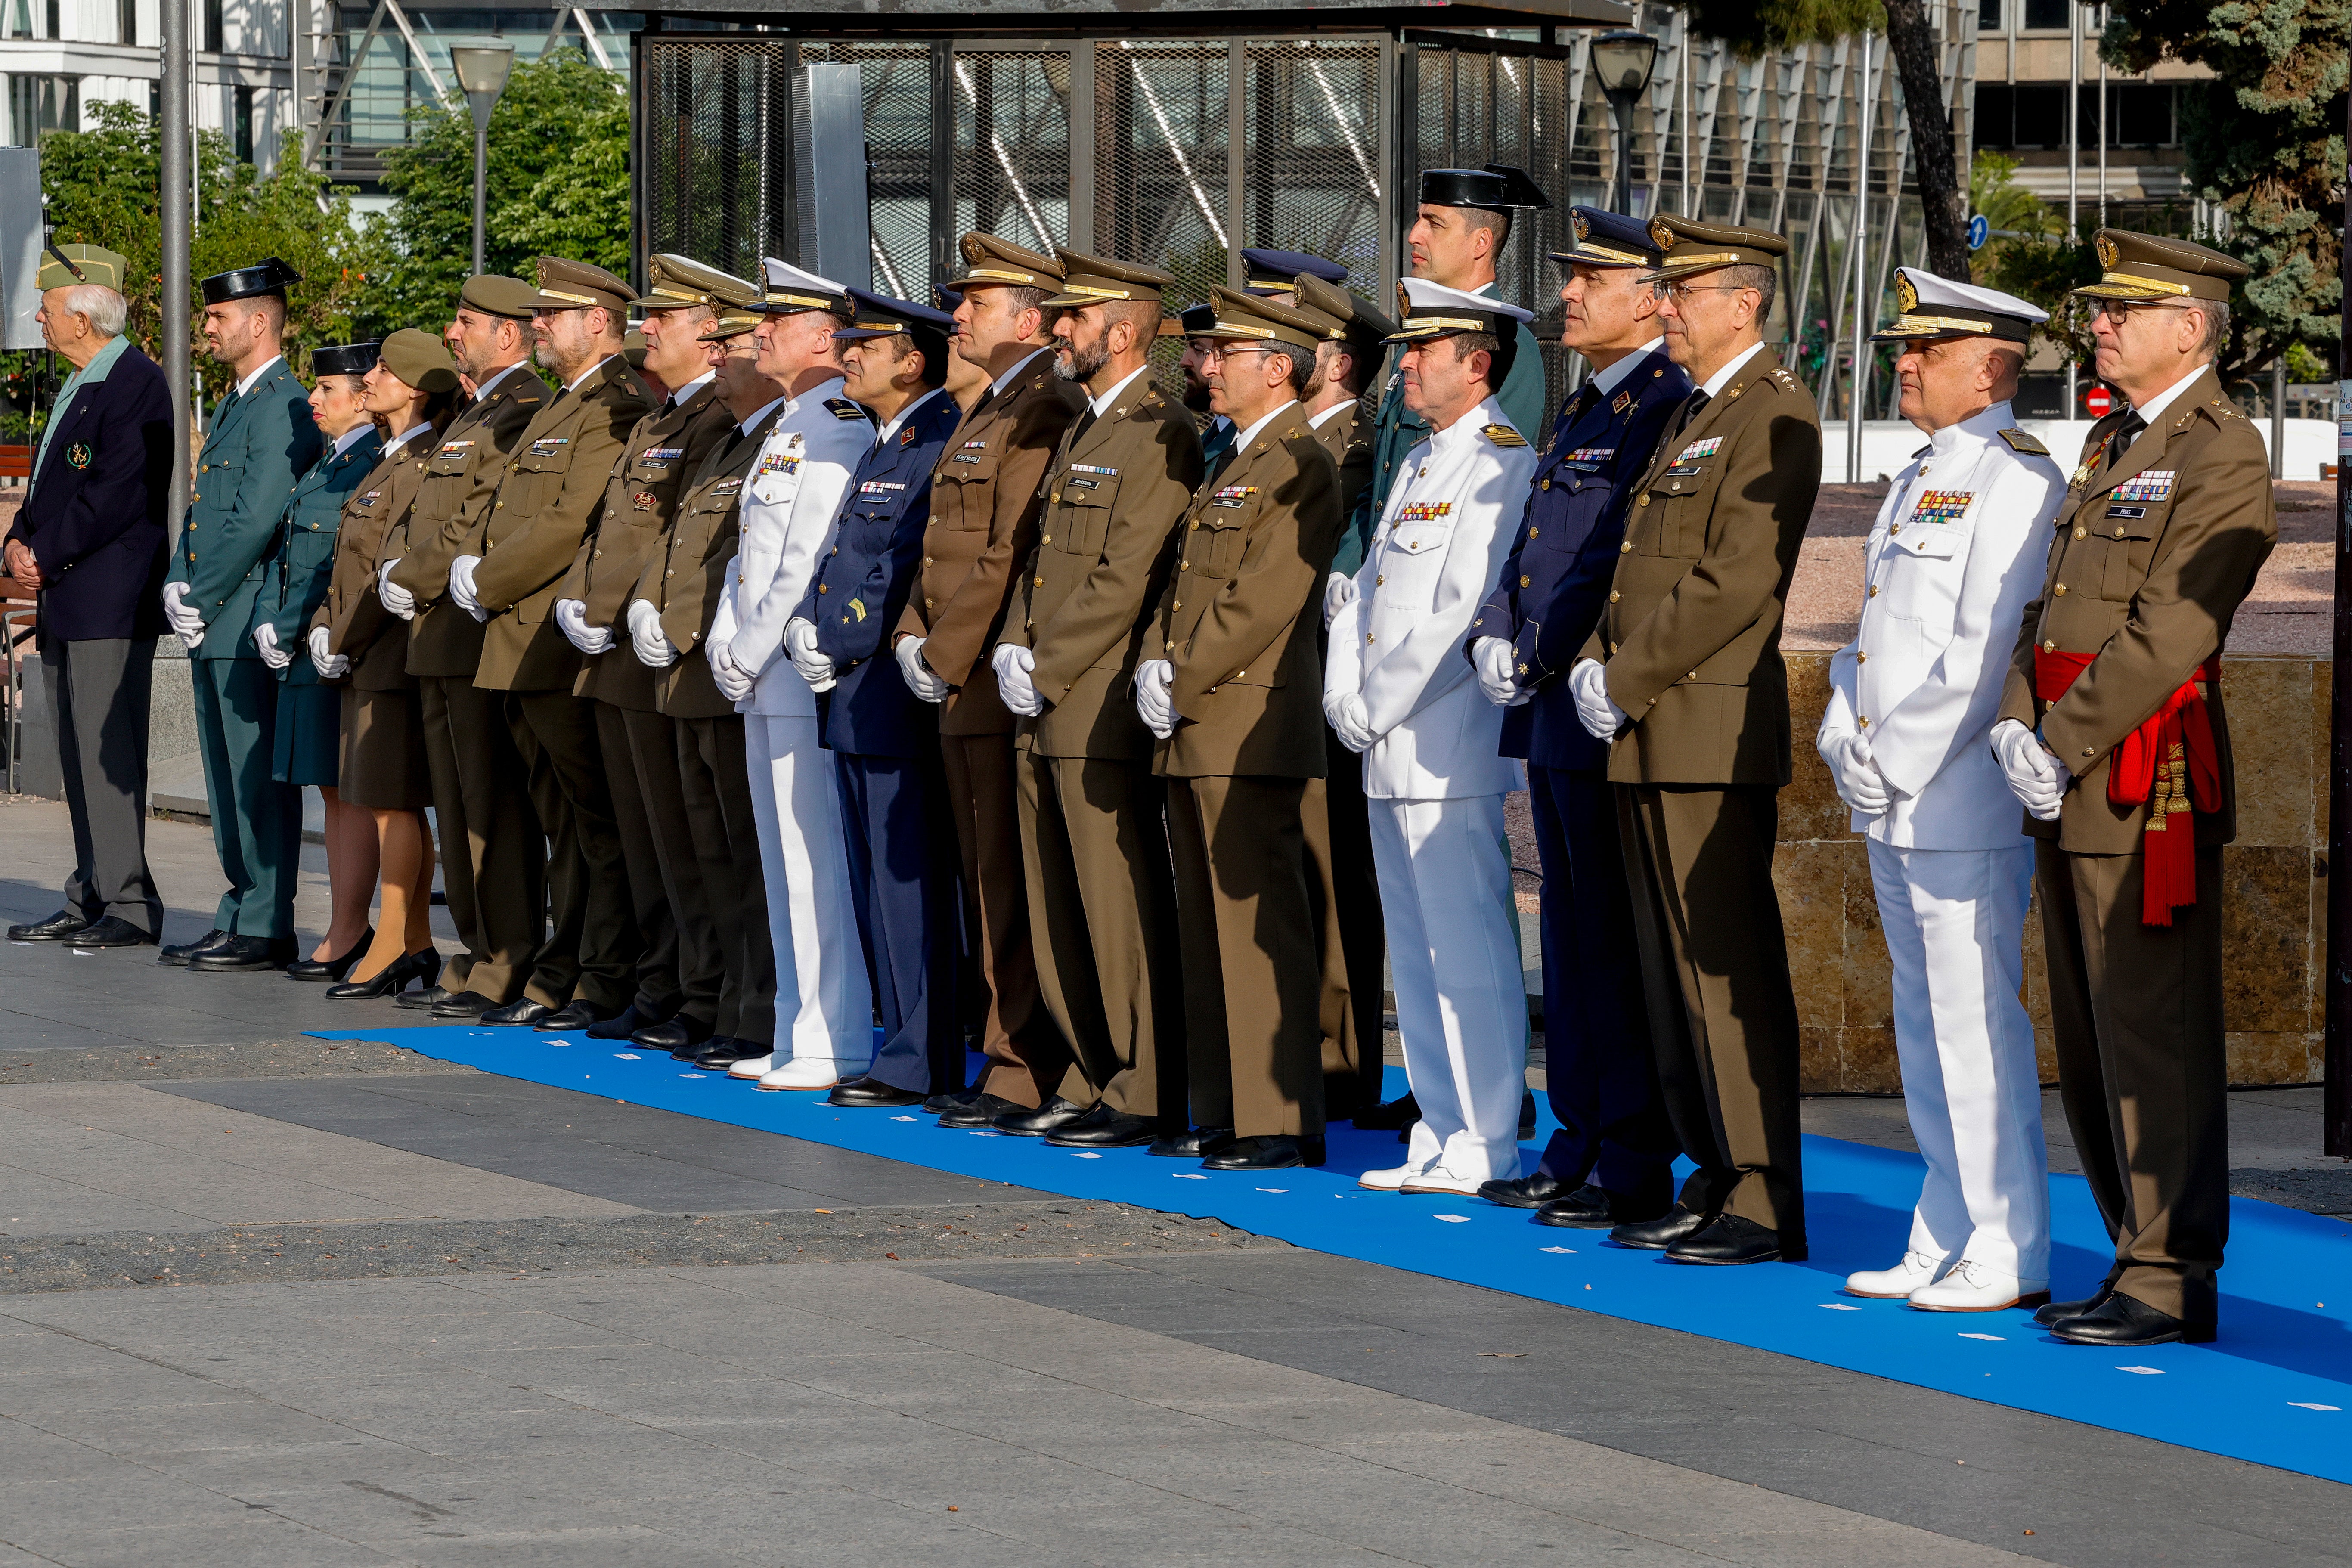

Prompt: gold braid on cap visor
xmin=765 ymin=290 xmax=838 ymax=310
xmin=645 ymin=285 xmax=712 ymax=305
xmin=1209 ymin=322 xmax=1318 ymax=350
xmin=1058 ymin=282 xmax=1137 ymax=301
xmin=2096 ymin=271 xmax=2195 ymax=297
xmin=1881 ymin=312 xmax=1998 ymax=336
xmin=536 ymin=287 xmax=601 ymax=307
xmin=962 ymin=267 xmax=1041 ymax=285
xmin=1574 ymin=243 xmax=1650 ymax=265
xmin=1399 ymin=315 xmax=1493 ymax=335
xmin=1659 ymin=251 xmax=1745 ymax=269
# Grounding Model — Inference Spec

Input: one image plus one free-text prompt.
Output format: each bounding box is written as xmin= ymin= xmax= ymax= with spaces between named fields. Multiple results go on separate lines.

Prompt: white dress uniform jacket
xmin=1818 ymin=403 xmax=2064 ymax=847
xmin=1326 ymin=394 xmax=1534 ymax=799
xmin=712 ymin=385 xmax=868 ymax=716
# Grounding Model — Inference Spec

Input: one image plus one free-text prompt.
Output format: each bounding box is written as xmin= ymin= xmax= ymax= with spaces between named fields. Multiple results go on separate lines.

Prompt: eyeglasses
xmin=2089 ymin=300 xmax=2194 ymax=324
xmin=1201 ymin=344 xmax=1282 ymax=363
xmin=1649 ymin=281 xmax=1755 ymax=303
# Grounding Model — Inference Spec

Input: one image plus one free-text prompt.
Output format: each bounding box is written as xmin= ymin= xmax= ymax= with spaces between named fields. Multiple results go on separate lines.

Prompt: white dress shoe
xmin=758 ymin=1058 xmax=867 ymax=1091
xmin=1358 ymin=1162 xmax=1428 ymax=1192
xmin=1399 ymin=1168 xmax=1490 ymax=1196
xmin=726 ymin=1054 xmax=775 ymax=1080
xmin=1907 ymin=1257 xmax=2050 ymax=1313
xmin=1844 ymin=1249 xmax=1946 ymax=1299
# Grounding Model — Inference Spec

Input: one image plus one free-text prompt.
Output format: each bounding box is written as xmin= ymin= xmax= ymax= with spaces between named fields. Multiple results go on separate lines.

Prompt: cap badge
xmin=2095 ymin=234 xmax=2119 ymax=267
xmin=1648 ymin=217 xmax=1676 ymax=249
xmin=1894 ymin=273 xmax=1918 ymax=312
xmin=1572 ymin=211 xmax=1591 ymax=242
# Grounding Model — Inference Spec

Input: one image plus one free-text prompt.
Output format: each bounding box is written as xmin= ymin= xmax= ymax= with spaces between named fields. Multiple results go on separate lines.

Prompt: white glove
xmin=1472 ymin=637 xmax=1529 ymax=707
xmin=709 ymin=637 xmax=755 ymax=703
xmin=786 ymin=617 xmax=836 ymax=692
xmin=308 ymin=625 xmax=350 ymax=680
xmin=251 ymin=621 xmax=292 ymax=669
xmin=1992 ymin=718 xmax=2066 ymax=821
xmin=1134 ymin=658 xmax=1176 ymax=739
xmin=555 ymin=598 xmax=614 ymax=655
xmin=627 ymin=598 xmax=678 ymax=668
xmin=992 ymin=642 xmax=1042 ymax=717
xmin=897 ymin=637 xmax=951 ymax=703
xmin=448 ymin=554 xmax=487 ymax=623
xmin=1570 ymin=659 xmax=1628 ymax=740
xmin=377 ymin=559 xmax=417 ymax=620
xmin=1823 ymin=731 xmax=1893 ymax=815
xmin=1322 ymin=570 xmax=1357 ymax=628
xmin=1323 ymin=689 xmax=1375 ymax=753
xmin=161 ymin=580 xmax=205 ymax=643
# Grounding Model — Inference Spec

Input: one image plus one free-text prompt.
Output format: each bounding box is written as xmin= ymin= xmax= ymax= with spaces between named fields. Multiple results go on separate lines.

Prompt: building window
xmin=2022 ymin=0 xmax=2070 ymax=28
xmin=2110 ymin=81 xmax=2177 ymax=147
xmin=7 ymin=75 xmax=79 ymax=146
xmin=117 ymin=0 xmax=135 ymax=44
xmin=1979 ymin=0 xmax=2002 ymax=29
xmin=203 ymin=0 xmax=222 ymax=53
xmin=41 ymin=0 xmax=55 ymax=39
xmin=233 ymin=84 xmax=254 ymax=160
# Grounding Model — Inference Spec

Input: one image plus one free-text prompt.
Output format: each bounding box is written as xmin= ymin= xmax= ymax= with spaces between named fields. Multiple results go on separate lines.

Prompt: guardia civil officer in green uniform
xmin=160 ymin=258 xmax=322 ymax=972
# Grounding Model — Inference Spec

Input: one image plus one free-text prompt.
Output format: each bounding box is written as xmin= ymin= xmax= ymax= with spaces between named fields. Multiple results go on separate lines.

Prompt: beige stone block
xmin=1774 ymin=841 xmax=1848 ymax=1029
xmin=2225 ymin=1031 xmax=2315 ymax=1087
xmin=1841 ymin=839 xmax=1892 ymax=1033
xmin=1799 ymin=1024 xmax=1839 ymax=1094
xmin=2219 ymin=655 xmax=2311 ymax=847
xmin=2316 ymin=657 xmax=2332 ymax=844
xmin=1780 ymin=652 xmax=1852 ymax=844
xmin=2221 ymin=845 xmax=2311 ymax=1035
xmin=1841 ymin=1025 xmax=1903 ymax=1094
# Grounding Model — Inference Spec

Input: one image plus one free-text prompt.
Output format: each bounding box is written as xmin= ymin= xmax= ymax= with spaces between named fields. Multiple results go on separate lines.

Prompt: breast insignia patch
xmin=824 ymin=398 xmax=869 ymax=421
xmin=1997 ymin=428 xmax=2050 ymax=455
xmin=1483 ymin=424 xmax=1528 ymax=448
xmin=1611 ymin=391 xmax=1634 ymax=414
xmin=65 ymin=442 xmax=91 ymax=469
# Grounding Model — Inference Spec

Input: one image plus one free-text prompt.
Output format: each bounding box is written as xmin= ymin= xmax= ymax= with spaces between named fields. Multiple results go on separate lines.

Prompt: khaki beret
xmin=377 ymin=327 xmax=460 ymax=394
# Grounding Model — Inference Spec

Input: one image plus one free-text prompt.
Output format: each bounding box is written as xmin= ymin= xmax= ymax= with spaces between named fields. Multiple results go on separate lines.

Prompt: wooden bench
xmin=0 ymin=447 xmax=29 ymax=480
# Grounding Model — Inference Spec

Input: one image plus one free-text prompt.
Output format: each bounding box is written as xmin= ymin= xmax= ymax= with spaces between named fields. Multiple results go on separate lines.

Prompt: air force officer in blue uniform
xmin=787 ymin=289 xmax=969 ymax=1102
xmin=1466 ymin=209 xmax=1689 ymax=1227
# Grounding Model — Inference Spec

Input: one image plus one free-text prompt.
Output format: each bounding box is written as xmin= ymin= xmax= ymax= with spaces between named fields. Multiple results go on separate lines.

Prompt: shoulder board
xmin=2205 ymin=396 xmax=2244 ymax=422
xmin=824 ymin=397 xmax=869 ymax=422
xmin=1997 ymin=428 xmax=2048 ymax=455
xmin=1483 ymin=423 xmax=1528 ymax=448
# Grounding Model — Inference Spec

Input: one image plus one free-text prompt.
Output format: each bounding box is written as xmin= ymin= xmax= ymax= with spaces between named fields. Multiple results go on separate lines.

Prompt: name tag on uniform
xmin=2107 ymin=505 xmax=2147 ymax=519
xmin=1663 ymin=464 xmax=1702 ymax=477
xmin=1674 ymin=437 xmax=1723 ymax=462
xmin=2112 ymin=471 xmax=2174 ymax=503
xmin=1397 ymin=502 xmax=1452 ymax=523
xmin=527 ymin=436 xmax=569 ymax=457
xmin=1907 ymin=490 xmax=1974 ymax=526
xmin=1211 ymin=484 xmax=1257 ymax=508
xmin=356 ymin=490 xmax=382 ymax=507
xmin=1066 ymin=477 xmax=1100 ymax=491
xmin=858 ymin=480 xmax=905 ymax=496
xmin=951 ymin=452 xmax=985 ymax=464
xmin=632 ymin=491 xmax=657 ymax=511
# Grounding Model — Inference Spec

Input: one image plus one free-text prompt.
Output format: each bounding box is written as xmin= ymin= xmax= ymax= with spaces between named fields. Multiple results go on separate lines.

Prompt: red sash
xmin=2033 ymin=650 xmax=2222 ymax=927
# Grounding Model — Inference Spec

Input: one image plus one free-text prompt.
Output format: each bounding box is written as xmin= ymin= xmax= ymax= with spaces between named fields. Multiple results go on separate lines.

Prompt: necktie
xmin=2104 ymin=411 xmax=2147 ymax=473
xmin=1671 ymin=390 xmax=1711 ymax=440
xmin=1207 ymin=444 xmax=1236 ymax=484
xmin=1069 ymin=406 xmax=1098 ymax=448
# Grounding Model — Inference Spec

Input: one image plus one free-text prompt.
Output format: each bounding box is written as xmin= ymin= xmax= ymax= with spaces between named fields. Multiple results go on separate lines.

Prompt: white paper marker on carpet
xmin=1958 ymin=1333 xmax=2005 ymax=1342
xmin=2289 ymin=1402 xmax=2341 ymax=1410
xmin=1435 ymin=1215 xmax=1470 ymax=1224
xmin=1539 ymin=1246 xmax=1577 ymax=1254
xmin=2117 ymin=1366 xmax=2165 ymax=1375
xmin=1819 ymin=1304 xmax=1862 ymax=1311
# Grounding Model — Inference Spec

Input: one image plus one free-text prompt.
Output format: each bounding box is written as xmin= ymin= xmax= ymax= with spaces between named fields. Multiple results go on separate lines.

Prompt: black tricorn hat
xmin=309 ymin=340 xmax=381 ymax=378
xmin=1418 ymin=164 xmax=1552 ymax=212
xmin=201 ymin=256 xmax=301 ymax=305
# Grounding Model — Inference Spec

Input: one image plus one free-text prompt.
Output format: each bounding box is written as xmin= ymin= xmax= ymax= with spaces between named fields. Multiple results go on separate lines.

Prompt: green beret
xmin=378 ymin=328 xmax=460 ymax=394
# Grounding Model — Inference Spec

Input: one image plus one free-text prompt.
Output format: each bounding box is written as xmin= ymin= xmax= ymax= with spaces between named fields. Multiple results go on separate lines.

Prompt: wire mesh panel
xmin=1240 ymin=39 xmax=1384 ymax=288
xmin=640 ymin=37 xmax=796 ymax=286
xmin=954 ymin=46 xmax=1074 ymax=263
xmin=796 ymin=40 xmax=937 ymax=299
xmin=1094 ymin=41 xmax=1230 ymax=301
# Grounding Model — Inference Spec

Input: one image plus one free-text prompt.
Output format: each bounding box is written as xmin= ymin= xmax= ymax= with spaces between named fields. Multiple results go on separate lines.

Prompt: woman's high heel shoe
xmin=287 ymin=928 xmax=375 ymax=982
xmin=326 ymin=946 xmax=443 ymax=1001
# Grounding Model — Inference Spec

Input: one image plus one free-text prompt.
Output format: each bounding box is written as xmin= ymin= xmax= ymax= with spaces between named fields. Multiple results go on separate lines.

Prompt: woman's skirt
xmin=338 ymin=684 xmax=431 ymax=810
xmin=271 ymin=682 xmax=343 ymax=787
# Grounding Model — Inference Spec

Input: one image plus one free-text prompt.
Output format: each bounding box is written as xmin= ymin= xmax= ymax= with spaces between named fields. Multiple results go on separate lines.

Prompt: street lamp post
xmin=451 ymin=45 xmax=515 ymax=277
xmin=1591 ymin=31 xmax=1659 ymax=218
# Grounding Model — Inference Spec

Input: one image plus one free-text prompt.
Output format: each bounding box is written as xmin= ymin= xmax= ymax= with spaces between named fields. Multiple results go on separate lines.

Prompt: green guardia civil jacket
xmin=253 ymin=426 xmax=384 ymax=686
xmin=167 ymin=356 xmax=323 ymax=659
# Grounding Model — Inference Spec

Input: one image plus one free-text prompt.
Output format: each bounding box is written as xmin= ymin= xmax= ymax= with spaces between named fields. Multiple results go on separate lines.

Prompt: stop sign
xmin=2085 ymin=384 xmax=2115 ymax=418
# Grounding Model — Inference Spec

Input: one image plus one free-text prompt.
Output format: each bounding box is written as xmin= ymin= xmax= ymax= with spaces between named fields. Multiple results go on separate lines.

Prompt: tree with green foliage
xmin=360 ymin=49 xmax=629 ymax=337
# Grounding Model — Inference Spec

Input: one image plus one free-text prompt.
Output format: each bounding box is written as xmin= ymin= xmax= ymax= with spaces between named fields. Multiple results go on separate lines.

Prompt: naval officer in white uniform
xmin=1325 ymin=280 xmax=1538 ymax=1196
xmin=1817 ymin=268 xmax=2065 ymax=1312
xmin=709 ymin=260 xmax=876 ymax=1088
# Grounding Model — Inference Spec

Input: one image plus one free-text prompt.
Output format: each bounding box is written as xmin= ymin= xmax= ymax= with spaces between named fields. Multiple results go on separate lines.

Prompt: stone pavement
xmin=3 ymin=802 xmax=2351 ymax=1565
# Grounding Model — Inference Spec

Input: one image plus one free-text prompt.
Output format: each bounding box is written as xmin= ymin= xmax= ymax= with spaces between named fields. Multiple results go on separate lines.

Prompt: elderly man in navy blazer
xmin=784 ymin=288 xmax=968 ymax=1107
xmin=5 ymin=245 xmax=174 ymax=949
xmin=1464 ymin=208 xmax=1689 ymax=1228
xmin=159 ymin=258 xmax=323 ymax=971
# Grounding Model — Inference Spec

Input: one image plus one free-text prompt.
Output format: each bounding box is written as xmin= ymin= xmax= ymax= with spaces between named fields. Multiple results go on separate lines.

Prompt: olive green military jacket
xmin=470 ymin=354 xmax=657 ymax=692
xmin=1306 ymin=398 xmax=1375 ymax=521
xmin=637 ymin=401 xmax=784 ymax=722
xmin=316 ymin=428 xmax=431 ymax=692
xmin=1150 ymin=407 xmax=1342 ymax=780
xmin=892 ymin=350 xmax=1086 ymax=736
xmin=1580 ymin=345 xmax=1821 ymax=787
xmin=557 ymin=379 xmax=734 ymax=710
xmin=384 ymin=365 xmax=548 ymax=679
xmin=1996 ymin=365 xmax=2275 ymax=853
xmin=1002 ymin=369 xmax=1204 ymax=762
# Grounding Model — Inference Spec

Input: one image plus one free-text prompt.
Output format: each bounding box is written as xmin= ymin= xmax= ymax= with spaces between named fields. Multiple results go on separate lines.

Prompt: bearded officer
xmin=985 ymin=253 xmax=1201 ymax=1145
xmin=1994 ymin=231 xmax=2273 ymax=1347
xmin=1573 ymin=215 xmax=1819 ymax=1267
xmin=550 ymin=254 xmax=738 ymax=1043
xmin=1817 ymin=269 xmax=2064 ymax=1312
xmin=161 ymin=257 xmax=320 ymax=971
xmin=1326 ymin=280 xmax=1536 ymax=1196
xmin=1468 ymin=208 xmax=1689 ymax=1227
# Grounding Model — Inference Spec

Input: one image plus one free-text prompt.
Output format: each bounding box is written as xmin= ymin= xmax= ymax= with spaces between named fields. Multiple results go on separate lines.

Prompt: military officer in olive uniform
xmin=1136 ymin=288 xmax=1344 ymax=1171
xmin=891 ymin=234 xmax=1086 ymax=1122
xmin=161 ymin=257 xmax=322 ymax=970
xmin=552 ymin=254 xmax=739 ymax=1043
xmin=988 ymin=253 xmax=1202 ymax=1145
xmin=1993 ymin=230 xmax=2275 ymax=1347
xmin=379 ymin=274 xmax=550 ymax=1016
xmin=1572 ymin=215 xmax=1820 ymax=1267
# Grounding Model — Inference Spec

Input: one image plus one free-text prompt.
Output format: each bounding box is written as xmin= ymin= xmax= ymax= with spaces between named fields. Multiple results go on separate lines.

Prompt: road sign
xmin=2085 ymin=384 xmax=2114 ymax=417
xmin=1967 ymin=214 xmax=1989 ymax=251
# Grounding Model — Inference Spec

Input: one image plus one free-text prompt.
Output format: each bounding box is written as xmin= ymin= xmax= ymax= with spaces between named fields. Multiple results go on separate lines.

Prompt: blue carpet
xmin=316 ymin=1023 xmax=2352 ymax=1485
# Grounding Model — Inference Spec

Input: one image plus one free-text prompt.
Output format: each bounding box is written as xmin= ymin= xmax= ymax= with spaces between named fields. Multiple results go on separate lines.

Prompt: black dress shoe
xmin=922 ymin=1088 xmax=977 ymax=1114
xmin=1606 ymin=1202 xmax=1713 ymax=1251
xmin=2033 ymin=1284 xmax=2116 ymax=1327
xmin=286 ymin=928 xmax=373 ymax=981
xmin=1045 ymin=1104 xmax=1162 ymax=1148
xmin=396 ymin=983 xmax=452 ymax=1010
xmin=1353 ymin=1092 xmax=1420 ymax=1131
xmin=159 ymin=927 xmax=231 ymax=966
xmin=9 ymin=909 xmax=90 ymax=942
xmin=1478 ymin=1172 xmax=1573 ymax=1209
xmin=938 ymin=1094 xmax=1027 ymax=1129
xmin=1532 ymin=1184 xmax=1620 ymax=1228
xmin=1665 ymin=1213 xmax=1790 ymax=1266
xmin=429 ymin=989 xmax=500 ymax=1020
xmin=631 ymin=1016 xmax=712 ymax=1052
xmin=535 ymin=1000 xmax=606 ymax=1032
xmin=993 ymin=1096 xmax=1092 ymax=1137
xmin=1149 ymin=1126 xmax=1235 ymax=1159
xmin=1202 ymin=1135 xmax=1306 ymax=1171
xmin=327 ymin=948 xmax=442 ymax=1001
xmin=586 ymin=1005 xmax=655 ymax=1040
xmin=62 ymin=916 xmax=158 ymax=950
xmin=480 ymin=998 xmax=555 ymax=1027
xmin=186 ymin=934 xmax=299 ymax=972
xmin=2048 ymin=1292 xmax=2214 ymax=1346
xmin=694 ymin=1039 xmax=762 ymax=1070
xmin=828 ymin=1076 xmax=927 ymax=1109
